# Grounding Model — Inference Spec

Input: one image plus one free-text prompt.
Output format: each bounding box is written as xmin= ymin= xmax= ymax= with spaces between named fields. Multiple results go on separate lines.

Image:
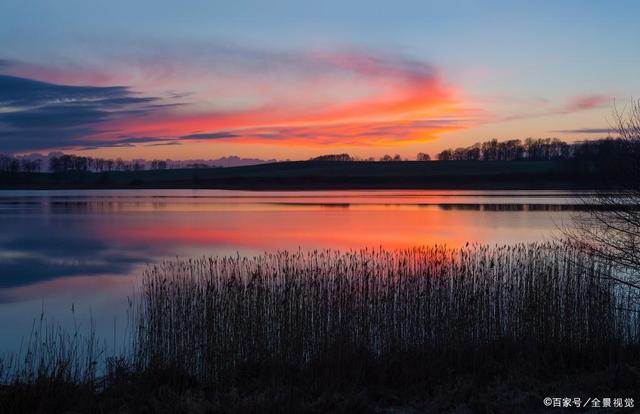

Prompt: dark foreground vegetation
xmin=1 ymin=244 xmax=639 ymax=413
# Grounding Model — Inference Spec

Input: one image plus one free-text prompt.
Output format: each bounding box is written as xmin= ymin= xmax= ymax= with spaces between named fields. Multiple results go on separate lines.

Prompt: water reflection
xmin=1 ymin=189 xmax=595 ymax=291
xmin=0 ymin=189 xmax=602 ymax=354
xmin=0 ymin=220 xmax=151 ymax=290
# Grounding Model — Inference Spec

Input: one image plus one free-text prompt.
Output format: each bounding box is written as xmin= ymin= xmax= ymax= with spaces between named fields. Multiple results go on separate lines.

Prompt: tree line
xmin=436 ymin=137 xmax=627 ymax=161
xmin=310 ymin=138 xmax=631 ymax=163
xmin=48 ymin=155 xmax=154 ymax=173
xmin=0 ymin=154 xmax=174 ymax=173
xmin=0 ymin=137 xmax=631 ymax=174
xmin=0 ymin=155 xmax=42 ymax=173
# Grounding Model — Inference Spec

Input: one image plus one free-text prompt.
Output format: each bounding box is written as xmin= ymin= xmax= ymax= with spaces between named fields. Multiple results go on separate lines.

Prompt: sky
xmin=0 ymin=0 xmax=639 ymax=160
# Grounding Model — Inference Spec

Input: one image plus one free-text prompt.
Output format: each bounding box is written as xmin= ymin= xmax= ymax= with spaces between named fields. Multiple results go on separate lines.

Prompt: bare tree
xmin=565 ymin=100 xmax=640 ymax=290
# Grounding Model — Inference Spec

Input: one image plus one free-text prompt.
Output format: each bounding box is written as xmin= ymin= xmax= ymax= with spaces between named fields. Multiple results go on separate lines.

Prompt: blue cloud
xmin=0 ymin=75 xmax=141 ymax=107
xmin=0 ymin=74 xmax=164 ymax=152
xmin=1 ymin=105 xmax=112 ymax=128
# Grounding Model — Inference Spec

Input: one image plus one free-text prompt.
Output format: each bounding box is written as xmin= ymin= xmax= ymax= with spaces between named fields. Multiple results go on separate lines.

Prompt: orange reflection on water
xmin=101 ymin=206 xmax=554 ymax=252
xmin=0 ymin=190 xmax=578 ymax=357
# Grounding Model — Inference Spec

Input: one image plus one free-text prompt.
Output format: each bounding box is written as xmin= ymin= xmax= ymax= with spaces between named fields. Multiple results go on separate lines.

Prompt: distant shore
xmin=0 ymin=160 xmax=605 ymax=190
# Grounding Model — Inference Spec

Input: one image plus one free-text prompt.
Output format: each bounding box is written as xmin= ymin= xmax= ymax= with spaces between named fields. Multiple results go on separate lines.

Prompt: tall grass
xmin=0 ymin=310 xmax=102 ymax=386
xmin=134 ymin=243 xmax=640 ymax=385
xmin=0 ymin=309 xmax=105 ymax=413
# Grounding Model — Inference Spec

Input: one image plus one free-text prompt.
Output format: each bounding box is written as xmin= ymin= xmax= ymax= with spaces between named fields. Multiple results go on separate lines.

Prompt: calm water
xmin=0 ymin=189 xmax=589 ymax=354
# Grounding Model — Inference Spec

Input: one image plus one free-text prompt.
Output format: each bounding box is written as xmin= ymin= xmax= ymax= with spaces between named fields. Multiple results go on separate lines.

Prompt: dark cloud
xmin=0 ymin=128 xmax=102 ymax=152
xmin=146 ymin=141 xmax=181 ymax=146
xmin=1 ymin=105 xmax=112 ymax=128
xmin=551 ymin=127 xmax=614 ymax=134
xmin=79 ymin=136 xmax=179 ymax=149
xmin=180 ymin=132 xmax=238 ymax=140
xmin=0 ymin=74 xmax=164 ymax=152
xmin=114 ymin=136 xmax=171 ymax=144
xmin=0 ymin=75 xmax=136 ymax=107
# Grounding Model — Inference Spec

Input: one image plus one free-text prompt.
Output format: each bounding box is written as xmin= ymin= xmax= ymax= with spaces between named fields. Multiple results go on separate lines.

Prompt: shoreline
xmin=0 ymin=160 xmax=605 ymax=191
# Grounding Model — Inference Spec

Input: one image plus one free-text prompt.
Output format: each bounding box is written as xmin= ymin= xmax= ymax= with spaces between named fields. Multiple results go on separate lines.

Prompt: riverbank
xmin=0 ymin=160 xmax=605 ymax=190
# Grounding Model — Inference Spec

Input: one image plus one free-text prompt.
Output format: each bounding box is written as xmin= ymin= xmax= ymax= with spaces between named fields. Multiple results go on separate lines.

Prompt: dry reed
xmin=133 ymin=243 xmax=640 ymax=385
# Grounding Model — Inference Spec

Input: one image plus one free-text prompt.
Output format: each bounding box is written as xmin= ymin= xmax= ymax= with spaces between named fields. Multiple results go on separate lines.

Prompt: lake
xmin=0 ymin=189 xmax=591 ymax=355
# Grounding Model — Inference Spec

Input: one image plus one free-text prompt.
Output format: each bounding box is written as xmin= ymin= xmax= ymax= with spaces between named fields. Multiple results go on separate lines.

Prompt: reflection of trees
xmin=436 ymin=203 xmax=633 ymax=212
xmin=319 ymin=203 xmax=350 ymax=209
xmin=439 ymin=204 xmax=559 ymax=211
xmin=438 ymin=204 xmax=482 ymax=211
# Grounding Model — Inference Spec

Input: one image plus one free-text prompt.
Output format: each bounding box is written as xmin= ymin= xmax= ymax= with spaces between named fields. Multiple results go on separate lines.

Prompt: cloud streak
xmin=564 ymin=95 xmax=610 ymax=112
xmin=181 ymin=118 xmax=471 ymax=147
xmin=551 ymin=127 xmax=615 ymax=134
xmin=500 ymin=94 xmax=612 ymax=123
xmin=0 ymin=74 xmax=167 ymax=151
xmin=1 ymin=45 xmax=482 ymax=152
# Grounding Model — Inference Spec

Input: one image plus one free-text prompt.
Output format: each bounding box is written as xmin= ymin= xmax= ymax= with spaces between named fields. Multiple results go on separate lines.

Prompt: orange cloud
xmin=13 ymin=47 xmax=481 ymax=150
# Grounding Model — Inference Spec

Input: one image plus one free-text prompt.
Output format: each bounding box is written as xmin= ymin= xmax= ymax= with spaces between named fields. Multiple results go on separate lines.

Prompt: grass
xmin=2 ymin=243 xmax=640 ymax=413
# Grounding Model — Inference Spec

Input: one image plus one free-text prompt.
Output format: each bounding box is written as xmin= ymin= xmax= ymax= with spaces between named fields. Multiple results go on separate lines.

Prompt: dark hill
xmin=0 ymin=160 xmax=601 ymax=190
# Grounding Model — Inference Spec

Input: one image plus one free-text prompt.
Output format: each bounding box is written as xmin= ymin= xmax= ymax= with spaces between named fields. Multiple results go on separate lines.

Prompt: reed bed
xmin=0 ymin=311 xmax=105 ymax=413
xmin=0 ymin=311 xmax=102 ymax=386
xmin=134 ymin=243 xmax=640 ymax=385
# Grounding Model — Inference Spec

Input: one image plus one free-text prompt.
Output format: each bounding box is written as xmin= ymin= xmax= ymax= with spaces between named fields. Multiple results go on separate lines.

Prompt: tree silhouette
xmin=565 ymin=100 xmax=640 ymax=290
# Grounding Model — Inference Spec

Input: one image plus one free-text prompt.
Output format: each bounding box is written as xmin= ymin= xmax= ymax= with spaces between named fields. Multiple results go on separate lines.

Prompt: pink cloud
xmin=565 ymin=94 xmax=611 ymax=112
xmin=2 ymin=44 xmax=486 ymax=153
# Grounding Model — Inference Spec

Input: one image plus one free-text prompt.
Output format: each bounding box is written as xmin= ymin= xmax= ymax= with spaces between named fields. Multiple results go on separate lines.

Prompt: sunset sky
xmin=1 ymin=0 xmax=639 ymax=160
